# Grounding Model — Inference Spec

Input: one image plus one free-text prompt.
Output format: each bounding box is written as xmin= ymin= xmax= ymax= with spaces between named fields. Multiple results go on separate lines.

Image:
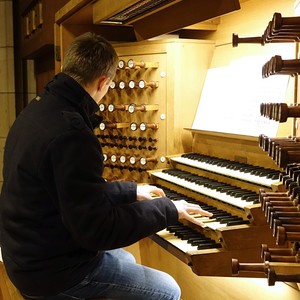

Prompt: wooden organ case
xmin=54 ymin=0 xmax=300 ymax=299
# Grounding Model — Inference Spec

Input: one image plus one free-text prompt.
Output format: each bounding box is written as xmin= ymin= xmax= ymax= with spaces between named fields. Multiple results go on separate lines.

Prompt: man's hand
xmin=137 ymin=184 xmax=166 ymax=200
xmin=172 ymin=200 xmax=213 ymax=227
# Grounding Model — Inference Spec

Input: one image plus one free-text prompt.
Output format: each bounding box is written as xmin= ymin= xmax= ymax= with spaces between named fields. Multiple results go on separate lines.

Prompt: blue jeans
xmin=40 ymin=249 xmax=181 ymax=300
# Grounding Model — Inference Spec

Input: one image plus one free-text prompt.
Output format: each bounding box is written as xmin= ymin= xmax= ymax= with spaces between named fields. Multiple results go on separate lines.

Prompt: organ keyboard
xmin=171 ymin=153 xmax=279 ymax=188
xmin=148 ymin=138 xmax=283 ymax=277
xmin=153 ymin=168 xmax=259 ymax=209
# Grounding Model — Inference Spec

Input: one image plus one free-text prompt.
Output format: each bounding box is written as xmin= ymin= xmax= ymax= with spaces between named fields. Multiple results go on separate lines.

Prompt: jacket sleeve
xmin=43 ymin=128 xmax=178 ymax=251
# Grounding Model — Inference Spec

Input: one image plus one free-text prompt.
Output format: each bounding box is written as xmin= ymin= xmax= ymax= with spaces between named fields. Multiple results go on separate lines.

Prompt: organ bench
xmin=0 ymin=261 xmax=24 ymax=300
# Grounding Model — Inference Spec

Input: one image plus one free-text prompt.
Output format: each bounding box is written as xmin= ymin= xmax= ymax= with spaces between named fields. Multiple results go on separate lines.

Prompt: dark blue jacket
xmin=0 ymin=73 xmax=178 ymax=296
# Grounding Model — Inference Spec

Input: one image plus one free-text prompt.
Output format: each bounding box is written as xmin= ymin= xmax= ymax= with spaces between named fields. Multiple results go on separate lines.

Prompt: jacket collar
xmin=45 ymin=73 xmax=101 ymax=129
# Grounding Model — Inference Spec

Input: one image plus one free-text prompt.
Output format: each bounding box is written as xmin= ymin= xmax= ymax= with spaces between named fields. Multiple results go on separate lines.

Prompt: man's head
xmin=62 ymin=32 xmax=118 ymax=103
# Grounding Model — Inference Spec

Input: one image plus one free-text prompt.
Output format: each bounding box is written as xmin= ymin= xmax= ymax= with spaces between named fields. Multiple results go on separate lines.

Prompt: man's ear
xmin=97 ymin=76 xmax=110 ymax=91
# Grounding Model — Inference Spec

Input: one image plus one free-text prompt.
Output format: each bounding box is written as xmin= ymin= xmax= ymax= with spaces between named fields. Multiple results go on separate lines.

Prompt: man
xmin=0 ymin=32 xmax=212 ymax=300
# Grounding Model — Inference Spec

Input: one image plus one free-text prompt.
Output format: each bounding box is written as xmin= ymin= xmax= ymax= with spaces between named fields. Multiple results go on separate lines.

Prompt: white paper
xmin=192 ymin=56 xmax=290 ymax=137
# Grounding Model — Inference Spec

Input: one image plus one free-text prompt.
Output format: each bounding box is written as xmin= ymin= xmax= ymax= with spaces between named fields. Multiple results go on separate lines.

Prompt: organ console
xmin=52 ymin=0 xmax=300 ymax=298
xmin=146 ymin=135 xmax=283 ymax=277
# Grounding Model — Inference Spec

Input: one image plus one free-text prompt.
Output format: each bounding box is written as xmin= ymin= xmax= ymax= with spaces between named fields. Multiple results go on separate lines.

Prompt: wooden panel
xmin=93 ymin=39 xmax=214 ymax=182
xmin=21 ymin=0 xmax=69 ymax=59
xmin=93 ymin=0 xmax=140 ymax=23
xmin=131 ymin=0 xmax=240 ymax=40
xmin=191 ymin=130 xmax=280 ymax=169
xmin=124 ymin=242 xmax=141 ymax=263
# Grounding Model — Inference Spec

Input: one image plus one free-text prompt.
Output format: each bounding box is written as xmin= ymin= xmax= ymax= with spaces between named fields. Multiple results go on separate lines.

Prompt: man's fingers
xmin=137 ymin=184 xmax=166 ymax=200
xmin=184 ymin=203 xmax=213 ymax=217
xmin=150 ymin=187 xmax=166 ymax=197
xmin=181 ymin=211 xmax=207 ymax=227
xmin=174 ymin=200 xmax=213 ymax=228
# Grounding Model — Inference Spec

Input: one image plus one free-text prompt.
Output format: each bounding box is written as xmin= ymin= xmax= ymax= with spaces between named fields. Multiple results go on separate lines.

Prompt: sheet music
xmin=192 ymin=56 xmax=290 ymax=137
